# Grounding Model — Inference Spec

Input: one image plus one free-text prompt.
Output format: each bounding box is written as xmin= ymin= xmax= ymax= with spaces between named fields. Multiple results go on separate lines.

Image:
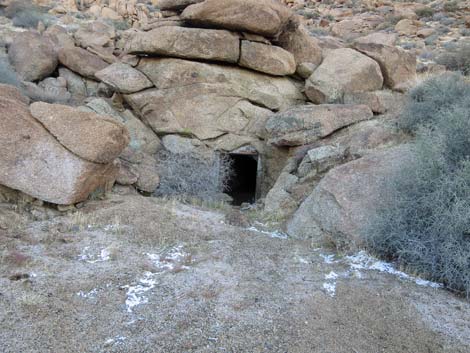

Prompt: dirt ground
xmin=0 ymin=194 xmax=469 ymax=353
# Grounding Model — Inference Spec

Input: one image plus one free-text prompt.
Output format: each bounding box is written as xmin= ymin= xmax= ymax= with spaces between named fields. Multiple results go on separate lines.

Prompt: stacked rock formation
xmin=0 ymin=84 xmax=129 ymax=205
xmin=0 ymin=0 xmax=418 ymax=209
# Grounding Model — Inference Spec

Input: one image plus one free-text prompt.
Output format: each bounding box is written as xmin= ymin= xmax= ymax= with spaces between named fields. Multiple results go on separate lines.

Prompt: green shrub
xmin=444 ymin=0 xmax=459 ymax=12
xmin=415 ymin=7 xmax=434 ymax=18
xmin=436 ymin=42 xmax=470 ymax=75
xmin=104 ymin=18 xmax=131 ymax=31
xmin=366 ymin=74 xmax=470 ymax=298
xmin=154 ymin=151 xmax=233 ymax=202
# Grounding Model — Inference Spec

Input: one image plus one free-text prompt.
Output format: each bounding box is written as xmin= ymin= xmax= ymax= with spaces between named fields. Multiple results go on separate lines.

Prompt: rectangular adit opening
xmin=222 ymin=152 xmax=259 ymax=206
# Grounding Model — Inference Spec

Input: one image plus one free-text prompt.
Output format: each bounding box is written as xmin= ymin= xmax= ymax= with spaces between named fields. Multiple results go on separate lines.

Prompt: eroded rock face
xmin=239 ymin=41 xmax=296 ymax=76
xmin=181 ymin=0 xmax=292 ymax=37
xmin=354 ymin=43 xmax=417 ymax=92
xmin=136 ymin=58 xmax=304 ymax=111
xmin=0 ymin=92 xmax=118 ymax=205
xmin=265 ymin=104 xmax=373 ymax=146
xmin=95 ymin=63 xmax=153 ymax=94
xmin=30 ymin=102 xmax=130 ymax=164
xmin=305 ymin=48 xmax=383 ymax=104
xmin=58 ymin=46 xmax=109 ymax=79
xmin=126 ymin=26 xmax=240 ymax=63
xmin=124 ymin=84 xmax=273 ymax=140
xmin=0 ymin=84 xmax=30 ymax=104
xmin=287 ymin=145 xmax=413 ymax=248
xmin=126 ymin=57 xmax=304 ymax=139
xmin=8 ymin=31 xmax=58 ymax=82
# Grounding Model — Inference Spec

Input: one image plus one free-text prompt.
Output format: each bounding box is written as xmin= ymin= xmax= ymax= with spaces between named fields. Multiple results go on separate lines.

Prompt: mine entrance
xmin=222 ymin=152 xmax=259 ymax=206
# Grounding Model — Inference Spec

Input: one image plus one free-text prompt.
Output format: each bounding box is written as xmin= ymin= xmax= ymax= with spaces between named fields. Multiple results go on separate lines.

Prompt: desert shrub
xmin=0 ymin=57 xmax=20 ymax=87
xmin=415 ymin=7 xmax=434 ymax=18
xmin=443 ymin=0 xmax=459 ymax=12
xmin=399 ymin=73 xmax=470 ymax=131
xmin=460 ymin=28 xmax=470 ymax=37
xmin=104 ymin=18 xmax=131 ymax=31
xmin=366 ymin=74 xmax=470 ymax=297
xmin=154 ymin=151 xmax=233 ymax=202
xmin=5 ymin=0 xmax=52 ymax=28
xmin=436 ymin=42 xmax=470 ymax=75
xmin=296 ymin=9 xmax=319 ymax=20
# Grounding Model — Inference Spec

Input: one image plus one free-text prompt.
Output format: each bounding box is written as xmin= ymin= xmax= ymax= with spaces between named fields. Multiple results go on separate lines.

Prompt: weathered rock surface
xmin=305 ymin=48 xmax=383 ymax=104
xmin=8 ymin=31 xmax=58 ymax=82
xmin=354 ymin=43 xmax=417 ymax=91
xmin=354 ymin=32 xmax=397 ymax=47
xmin=297 ymin=145 xmax=347 ymax=178
xmin=125 ymin=84 xmax=274 ymax=140
xmin=44 ymin=25 xmax=75 ymax=52
xmin=58 ymin=47 xmax=109 ymax=79
xmin=136 ymin=58 xmax=304 ymax=111
xmin=181 ymin=0 xmax=292 ymax=37
xmin=343 ymin=90 xmax=405 ymax=114
xmin=59 ymin=67 xmax=87 ymax=100
xmin=287 ymin=145 xmax=412 ymax=247
xmin=264 ymin=172 xmax=299 ymax=215
xmin=95 ymin=63 xmax=153 ymax=94
xmin=239 ymin=41 xmax=296 ymax=76
xmin=126 ymin=26 xmax=240 ymax=63
xmin=85 ymin=98 xmax=161 ymax=155
xmin=0 ymin=94 xmax=118 ymax=205
xmin=265 ymin=104 xmax=373 ymax=146
xmin=395 ymin=19 xmax=418 ymax=36
xmin=30 ymin=102 xmax=130 ymax=164
xmin=22 ymin=77 xmax=71 ymax=104
xmin=162 ymin=135 xmax=197 ymax=155
xmin=74 ymin=21 xmax=115 ymax=49
xmin=157 ymin=0 xmax=204 ymax=10
xmin=277 ymin=22 xmax=322 ymax=70
xmin=0 ymin=84 xmax=29 ymax=104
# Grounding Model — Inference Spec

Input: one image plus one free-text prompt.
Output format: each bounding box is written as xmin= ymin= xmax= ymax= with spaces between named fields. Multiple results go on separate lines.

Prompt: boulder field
xmin=0 ymin=0 xmax=416 ymax=226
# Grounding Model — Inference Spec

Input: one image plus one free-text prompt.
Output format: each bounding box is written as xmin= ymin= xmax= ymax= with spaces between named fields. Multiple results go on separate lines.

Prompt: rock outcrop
xmin=126 ymin=26 xmax=240 ymax=63
xmin=30 ymin=102 xmax=130 ymax=164
xmin=95 ymin=63 xmax=154 ymax=94
xmin=287 ymin=145 xmax=413 ymax=248
xmin=265 ymin=104 xmax=373 ymax=146
xmin=58 ymin=46 xmax=109 ymax=79
xmin=354 ymin=43 xmax=417 ymax=92
xmin=125 ymin=58 xmax=304 ymax=140
xmin=0 ymin=87 xmax=129 ymax=205
xmin=8 ymin=31 xmax=58 ymax=82
xmin=305 ymin=48 xmax=383 ymax=104
xmin=181 ymin=0 xmax=292 ymax=37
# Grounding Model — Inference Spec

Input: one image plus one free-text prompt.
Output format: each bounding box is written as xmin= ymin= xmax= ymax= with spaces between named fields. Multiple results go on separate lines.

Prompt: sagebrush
xmin=435 ymin=42 xmax=470 ymax=75
xmin=154 ymin=151 xmax=233 ymax=202
xmin=366 ymin=73 xmax=470 ymax=297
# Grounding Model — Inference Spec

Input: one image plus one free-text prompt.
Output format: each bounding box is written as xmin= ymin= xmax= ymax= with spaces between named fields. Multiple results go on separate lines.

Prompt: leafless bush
xmin=154 ymin=151 xmax=233 ymax=202
xmin=366 ymin=73 xmax=470 ymax=298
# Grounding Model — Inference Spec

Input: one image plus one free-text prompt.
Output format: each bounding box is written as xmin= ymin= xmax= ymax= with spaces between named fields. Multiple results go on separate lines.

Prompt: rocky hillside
xmin=0 ymin=0 xmax=469 ymax=352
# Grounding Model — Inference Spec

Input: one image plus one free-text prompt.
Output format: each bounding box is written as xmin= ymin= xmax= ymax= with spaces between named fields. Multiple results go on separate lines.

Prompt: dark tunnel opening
xmin=224 ymin=153 xmax=258 ymax=206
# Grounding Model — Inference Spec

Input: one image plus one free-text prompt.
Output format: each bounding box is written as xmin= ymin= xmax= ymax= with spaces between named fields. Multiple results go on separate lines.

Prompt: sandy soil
xmin=0 ymin=194 xmax=469 ymax=353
